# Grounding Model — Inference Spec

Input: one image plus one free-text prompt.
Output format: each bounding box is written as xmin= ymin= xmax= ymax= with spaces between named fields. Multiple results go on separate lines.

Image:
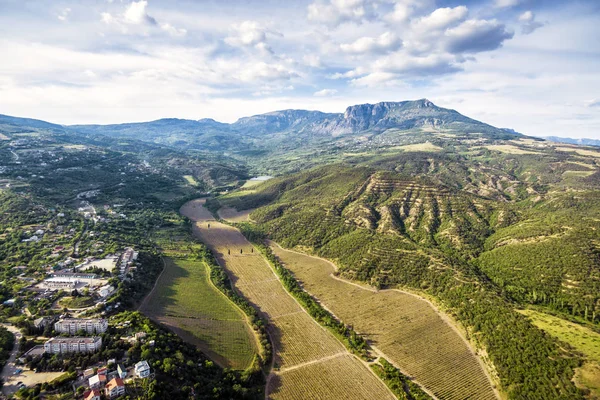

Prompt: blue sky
xmin=0 ymin=0 xmax=599 ymax=138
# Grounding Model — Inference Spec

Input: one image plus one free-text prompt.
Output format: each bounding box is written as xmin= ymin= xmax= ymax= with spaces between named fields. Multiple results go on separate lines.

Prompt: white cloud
xmin=303 ymin=54 xmax=322 ymax=68
xmin=160 ymin=23 xmax=187 ymax=37
xmin=100 ymin=1 xmax=185 ymax=36
xmin=340 ymin=32 xmax=401 ymax=54
xmin=385 ymin=0 xmax=433 ymax=23
xmin=586 ymin=99 xmax=600 ymax=108
xmin=225 ymin=21 xmax=279 ymax=54
xmin=350 ymin=72 xmax=405 ymax=87
xmin=57 ymin=8 xmax=71 ymax=22
xmin=444 ymin=19 xmax=514 ymax=53
xmin=495 ymin=0 xmax=521 ymax=8
xmin=307 ymin=0 xmax=375 ymax=27
xmin=314 ymin=88 xmax=338 ymax=96
xmin=101 ymin=12 xmax=115 ymax=24
xmin=123 ymin=1 xmax=156 ymax=25
xmin=519 ymin=11 xmax=544 ymax=35
xmin=412 ymin=6 xmax=468 ymax=32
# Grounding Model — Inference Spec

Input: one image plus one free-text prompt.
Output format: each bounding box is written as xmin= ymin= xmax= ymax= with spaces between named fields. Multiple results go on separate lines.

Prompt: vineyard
xmin=269 ymin=242 xmax=499 ymax=400
xmin=139 ymin=256 xmax=258 ymax=370
xmin=180 ymin=199 xmax=395 ymax=399
xmin=218 ymin=206 xmax=254 ymax=222
xmin=268 ymin=354 xmax=394 ymax=400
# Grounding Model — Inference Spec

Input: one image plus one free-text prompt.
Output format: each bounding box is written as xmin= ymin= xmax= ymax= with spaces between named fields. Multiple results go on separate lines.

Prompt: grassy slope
xmin=140 ymin=257 xmax=257 ymax=370
xmin=519 ymin=309 xmax=600 ymax=398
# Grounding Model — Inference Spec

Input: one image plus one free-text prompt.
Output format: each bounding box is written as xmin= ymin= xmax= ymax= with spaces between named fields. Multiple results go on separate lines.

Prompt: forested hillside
xmin=212 ymin=138 xmax=600 ymax=399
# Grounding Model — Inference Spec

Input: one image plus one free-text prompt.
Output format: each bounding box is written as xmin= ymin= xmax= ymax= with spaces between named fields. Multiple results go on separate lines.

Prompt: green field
xmin=140 ymin=257 xmax=257 ymax=370
xmin=183 ymin=175 xmax=199 ymax=186
xmin=519 ymin=309 xmax=600 ymax=397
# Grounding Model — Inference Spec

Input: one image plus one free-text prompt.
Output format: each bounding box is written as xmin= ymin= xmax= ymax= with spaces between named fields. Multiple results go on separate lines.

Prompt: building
xmin=33 ymin=316 xmax=54 ymax=330
xmin=98 ymin=285 xmax=115 ymax=298
xmin=54 ymin=318 xmax=108 ymax=335
xmin=85 ymin=389 xmax=102 ymax=400
xmin=83 ymin=368 xmax=95 ymax=379
xmin=134 ymin=360 xmax=151 ymax=378
xmin=51 ymin=272 xmax=97 ymax=280
xmin=43 ymin=337 xmax=102 ymax=354
xmin=105 ymin=377 xmax=125 ymax=399
xmin=117 ymin=364 xmax=127 ymax=379
xmin=89 ymin=374 xmax=107 ymax=389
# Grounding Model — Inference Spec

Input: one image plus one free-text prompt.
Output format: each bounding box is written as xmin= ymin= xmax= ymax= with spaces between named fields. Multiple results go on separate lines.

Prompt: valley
xmin=180 ymin=199 xmax=396 ymax=400
xmin=0 ymin=99 xmax=599 ymax=399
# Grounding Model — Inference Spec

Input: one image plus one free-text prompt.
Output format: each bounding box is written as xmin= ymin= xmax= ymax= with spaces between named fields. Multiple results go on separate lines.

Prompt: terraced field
xmin=139 ymin=257 xmax=258 ymax=370
xmin=269 ymin=242 xmax=499 ymax=400
xmin=180 ymin=199 xmax=394 ymax=400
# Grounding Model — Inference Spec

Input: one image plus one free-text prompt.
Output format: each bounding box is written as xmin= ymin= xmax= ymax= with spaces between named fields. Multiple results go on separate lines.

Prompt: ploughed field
xmin=139 ymin=257 xmax=258 ymax=370
xmin=269 ymin=242 xmax=499 ymax=400
xmin=180 ymin=199 xmax=394 ymax=400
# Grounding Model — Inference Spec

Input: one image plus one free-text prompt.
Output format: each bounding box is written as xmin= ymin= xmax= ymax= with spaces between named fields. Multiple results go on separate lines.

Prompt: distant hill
xmin=69 ymin=99 xmax=519 ymax=143
xmin=543 ymin=136 xmax=600 ymax=147
xmin=1 ymin=100 xmax=525 ymax=173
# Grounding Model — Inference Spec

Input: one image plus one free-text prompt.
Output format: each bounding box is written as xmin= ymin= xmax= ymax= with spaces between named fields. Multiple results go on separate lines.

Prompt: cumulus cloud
xmin=57 ymin=8 xmax=71 ymax=22
xmin=340 ymin=32 xmax=402 ymax=54
xmin=332 ymin=3 xmax=514 ymax=87
xmin=444 ymin=19 xmax=514 ymax=53
xmin=101 ymin=1 xmax=185 ymax=37
xmin=224 ymin=21 xmax=278 ymax=54
xmin=235 ymin=62 xmax=298 ymax=82
xmin=123 ymin=1 xmax=156 ymax=25
xmin=586 ymin=99 xmax=600 ymax=108
xmin=412 ymin=6 xmax=468 ymax=32
xmin=314 ymin=88 xmax=338 ymax=96
xmin=519 ymin=11 xmax=544 ymax=34
xmin=307 ymin=0 xmax=376 ymax=27
xmin=385 ymin=0 xmax=433 ymax=23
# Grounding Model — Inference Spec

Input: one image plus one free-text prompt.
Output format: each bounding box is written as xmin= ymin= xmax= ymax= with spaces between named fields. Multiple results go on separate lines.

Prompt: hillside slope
xmin=212 ymin=139 xmax=600 ymax=399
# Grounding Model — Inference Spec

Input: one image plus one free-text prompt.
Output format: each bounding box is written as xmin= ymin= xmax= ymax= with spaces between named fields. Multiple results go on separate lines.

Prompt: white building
xmin=54 ymin=318 xmax=108 ymax=335
xmin=98 ymin=285 xmax=114 ymax=298
xmin=44 ymin=337 xmax=102 ymax=354
xmin=134 ymin=360 xmax=151 ymax=378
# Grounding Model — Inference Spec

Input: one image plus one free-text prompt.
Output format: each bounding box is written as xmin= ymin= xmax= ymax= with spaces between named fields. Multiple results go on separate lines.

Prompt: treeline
xmin=0 ymin=326 xmax=15 ymax=373
xmin=371 ymin=358 xmax=432 ymax=400
xmin=252 ymin=241 xmax=369 ymax=357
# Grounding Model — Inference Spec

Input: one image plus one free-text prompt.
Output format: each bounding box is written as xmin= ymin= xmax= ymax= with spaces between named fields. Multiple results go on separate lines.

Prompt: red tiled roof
xmin=106 ymin=377 xmax=124 ymax=390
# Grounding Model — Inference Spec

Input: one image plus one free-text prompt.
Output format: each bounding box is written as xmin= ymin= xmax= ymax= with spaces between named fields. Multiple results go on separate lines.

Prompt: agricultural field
xmin=218 ymin=206 xmax=254 ymax=222
xmin=396 ymin=142 xmax=442 ymax=152
xmin=180 ymin=199 xmax=394 ymax=399
xmin=269 ymin=242 xmax=499 ymax=400
xmin=183 ymin=175 xmax=200 ymax=186
xmin=556 ymin=146 xmax=600 ymax=158
xmin=485 ymin=144 xmax=541 ymax=154
xmin=267 ymin=354 xmax=394 ymax=400
xmin=139 ymin=257 xmax=258 ymax=370
xmin=519 ymin=309 xmax=600 ymax=398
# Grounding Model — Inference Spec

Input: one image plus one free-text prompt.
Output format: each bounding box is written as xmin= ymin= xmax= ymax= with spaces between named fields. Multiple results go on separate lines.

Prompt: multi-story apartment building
xmin=54 ymin=318 xmax=108 ymax=335
xmin=43 ymin=337 xmax=102 ymax=354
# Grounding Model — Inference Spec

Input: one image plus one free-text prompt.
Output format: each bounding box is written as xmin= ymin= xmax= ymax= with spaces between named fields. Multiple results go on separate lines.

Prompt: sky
xmin=0 ymin=0 xmax=599 ymax=138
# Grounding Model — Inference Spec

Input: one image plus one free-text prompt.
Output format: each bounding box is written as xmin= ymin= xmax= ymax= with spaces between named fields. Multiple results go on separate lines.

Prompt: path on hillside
xmin=180 ymin=199 xmax=395 ymax=400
